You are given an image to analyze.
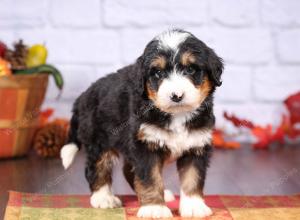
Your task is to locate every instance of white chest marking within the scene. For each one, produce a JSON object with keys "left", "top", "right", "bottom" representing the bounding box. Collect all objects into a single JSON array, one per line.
[{"left": 139, "top": 114, "right": 212, "bottom": 159}]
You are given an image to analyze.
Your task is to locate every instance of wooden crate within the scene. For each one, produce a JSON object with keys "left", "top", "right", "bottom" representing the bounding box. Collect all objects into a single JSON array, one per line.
[{"left": 0, "top": 74, "right": 48, "bottom": 158}]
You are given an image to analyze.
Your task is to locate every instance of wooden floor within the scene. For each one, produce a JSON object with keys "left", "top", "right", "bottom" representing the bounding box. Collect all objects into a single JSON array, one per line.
[{"left": 1, "top": 144, "right": 300, "bottom": 219}]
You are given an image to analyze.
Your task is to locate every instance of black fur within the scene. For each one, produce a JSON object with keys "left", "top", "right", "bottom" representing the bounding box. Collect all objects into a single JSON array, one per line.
[{"left": 66, "top": 29, "right": 223, "bottom": 200}]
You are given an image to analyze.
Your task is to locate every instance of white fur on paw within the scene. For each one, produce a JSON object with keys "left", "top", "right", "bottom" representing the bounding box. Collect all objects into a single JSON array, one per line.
[
  {"left": 137, "top": 205, "right": 173, "bottom": 218},
  {"left": 90, "top": 185, "right": 122, "bottom": 209},
  {"left": 179, "top": 192, "right": 212, "bottom": 218},
  {"left": 164, "top": 189, "right": 175, "bottom": 202},
  {"left": 90, "top": 193, "right": 122, "bottom": 209}
]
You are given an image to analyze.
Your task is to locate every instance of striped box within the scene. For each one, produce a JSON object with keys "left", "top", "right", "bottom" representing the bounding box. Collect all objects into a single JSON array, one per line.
[{"left": 0, "top": 74, "right": 48, "bottom": 158}]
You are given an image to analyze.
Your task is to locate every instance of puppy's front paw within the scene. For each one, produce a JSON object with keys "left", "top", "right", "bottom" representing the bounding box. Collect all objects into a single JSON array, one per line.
[
  {"left": 90, "top": 193, "right": 122, "bottom": 209},
  {"left": 179, "top": 194, "right": 212, "bottom": 218},
  {"left": 90, "top": 185, "right": 122, "bottom": 209},
  {"left": 137, "top": 205, "right": 173, "bottom": 218}
]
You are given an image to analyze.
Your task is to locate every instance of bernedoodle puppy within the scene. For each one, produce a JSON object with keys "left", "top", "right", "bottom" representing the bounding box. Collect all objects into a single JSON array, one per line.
[{"left": 61, "top": 29, "right": 223, "bottom": 218}]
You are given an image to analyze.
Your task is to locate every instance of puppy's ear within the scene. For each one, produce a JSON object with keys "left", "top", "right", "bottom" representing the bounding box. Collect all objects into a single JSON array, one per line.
[
  {"left": 207, "top": 49, "right": 224, "bottom": 87},
  {"left": 133, "top": 56, "right": 145, "bottom": 96}
]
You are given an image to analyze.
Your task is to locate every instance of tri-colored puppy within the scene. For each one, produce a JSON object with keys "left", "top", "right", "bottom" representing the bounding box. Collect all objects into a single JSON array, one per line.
[{"left": 61, "top": 29, "right": 223, "bottom": 218}]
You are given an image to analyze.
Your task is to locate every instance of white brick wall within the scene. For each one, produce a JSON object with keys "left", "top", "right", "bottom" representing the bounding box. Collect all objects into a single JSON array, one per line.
[
  {"left": 261, "top": 0, "right": 300, "bottom": 26},
  {"left": 277, "top": 30, "right": 300, "bottom": 63},
  {"left": 210, "top": 0, "right": 260, "bottom": 26},
  {"left": 50, "top": 0, "right": 101, "bottom": 27},
  {"left": 1, "top": 0, "right": 300, "bottom": 126}
]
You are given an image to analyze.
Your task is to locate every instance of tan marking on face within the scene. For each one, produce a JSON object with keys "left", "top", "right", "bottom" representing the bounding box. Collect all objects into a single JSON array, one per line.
[
  {"left": 181, "top": 51, "right": 196, "bottom": 66},
  {"left": 157, "top": 76, "right": 212, "bottom": 114},
  {"left": 150, "top": 56, "right": 167, "bottom": 69},
  {"left": 196, "top": 76, "right": 212, "bottom": 104},
  {"left": 147, "top": 71, "right": 212, "bottom": 114},
  {"left": 134, "top": 162, "right": 165, "bottom": 205},
  {"left": 146, "top": 82, "right": 158, "bottom": 102},
  {"left": 92, "top": 149, "right": 119, "bottom": 191}
]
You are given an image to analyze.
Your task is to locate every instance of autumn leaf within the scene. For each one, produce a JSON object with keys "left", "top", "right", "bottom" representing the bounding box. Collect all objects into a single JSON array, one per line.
[
  {"left": 251, "top": 125, "right": 272, "bottom": 149},
  {"left": 284, "top": 91, "right": 300, "bottom": 125},
  {"left": 39, "top": 108, "right": 54, "bottom": 126},
  {"left": 212, "top": 129, "right": 241, "bottom": 149},
  {"left": 223, "top": 112, "right": 254, "bottom": 129}
]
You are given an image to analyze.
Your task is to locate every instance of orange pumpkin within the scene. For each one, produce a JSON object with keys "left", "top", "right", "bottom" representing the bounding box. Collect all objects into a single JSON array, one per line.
[{"left": 0, "top": 58, "right": 12, "bottom": 76}]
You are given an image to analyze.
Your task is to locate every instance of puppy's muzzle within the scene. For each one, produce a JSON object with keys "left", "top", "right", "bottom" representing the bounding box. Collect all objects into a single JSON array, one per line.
[{"left": 170, "top": 92, "right": 184, "bottom": 103}]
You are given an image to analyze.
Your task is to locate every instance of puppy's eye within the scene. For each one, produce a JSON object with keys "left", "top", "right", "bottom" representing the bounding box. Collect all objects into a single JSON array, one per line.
[
  {"left": 152, "top": 70, "right": 162, "bottom": 79},
  {"left": 186, "top": 66, "right": 196, "bottom": 75}
]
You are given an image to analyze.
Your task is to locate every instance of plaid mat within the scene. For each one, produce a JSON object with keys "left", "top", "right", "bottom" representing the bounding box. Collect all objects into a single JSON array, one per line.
[{"left": 4, "top": 191, "right": 300, "bottom": 220}]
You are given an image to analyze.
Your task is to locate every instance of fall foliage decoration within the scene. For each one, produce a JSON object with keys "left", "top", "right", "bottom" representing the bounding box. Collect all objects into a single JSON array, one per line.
[
  {"left": 0, "top": 39, "right": 64, "bottom": 158},
  {"left": 4, "top": 40, "right": 28, "bottom": 70},
  {"left": 220, "top": 91, "right": 300, "bottom": 149},
  {"left": 26, "top": 44, "right": 47, "bottom": 67},
  {"left": 0, "top": 58, "right": 12, "bottom": 76},
  {"left": 33, "top": 108, "right": 69, "bottom": 158},
  {"left": 212, "top": 129, "right": 241, "bottom": 149},
  {"left": 223, "top": 112, "right": 254, "bottom": 129},
  {"left": 284, "top": 91, "right": 300, "bottom": 126},
  {"left": 39, "top": 108, "right": 55, "bottom": 127},
  {"left": 33, "top": 122, "right": 67, "bottom": 158},
  {"left": 0, "top": 39, "right": 64, "bottom": 91}
]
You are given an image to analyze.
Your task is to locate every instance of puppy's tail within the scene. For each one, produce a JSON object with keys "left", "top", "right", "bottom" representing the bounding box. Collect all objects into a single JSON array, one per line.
[{"left": 60, "top": 113, "right": 81, "bottom": 170}]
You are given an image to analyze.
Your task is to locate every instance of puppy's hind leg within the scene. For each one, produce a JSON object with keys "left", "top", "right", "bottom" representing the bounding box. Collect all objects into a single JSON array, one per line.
[{"left": 86, "top": 149, "right": 122, "bottom": 209}]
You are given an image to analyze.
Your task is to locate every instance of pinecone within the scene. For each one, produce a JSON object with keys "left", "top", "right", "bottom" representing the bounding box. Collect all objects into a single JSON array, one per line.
[
  {"left": 33, "top": 123, "right": 67, "bottom": 158},
  {"left": 4, "top": 40, "right": 28, "bottom": 70}
]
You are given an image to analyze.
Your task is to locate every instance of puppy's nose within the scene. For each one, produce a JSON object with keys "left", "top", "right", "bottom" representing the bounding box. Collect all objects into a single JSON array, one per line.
[{"left": 170, "top": 93, "right": 184, "bottom": 103}]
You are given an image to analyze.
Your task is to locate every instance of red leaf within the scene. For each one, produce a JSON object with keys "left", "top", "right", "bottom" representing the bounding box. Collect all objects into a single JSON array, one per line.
[
  {"left": 223, "top": 112, "right": 255, "bottom": 129},
  {"left": 212, "top": 129, "right": 240, "bottom": 149},
  {"left": 278, "top": 114, "right": 300, "bottom": 140},
  {"left": 284, "top": 91, "right": 300, "bottom": 125},
  {"left": 287, "top": 126, "right": 300, "bottom": 139},
  {"left": 251, "top": 125, "right": 272, "bottom": 149},
  {"left": 272, "top": 126, "right": 285, "bottom": 144},
  {"left": 39, "top": 108, "right": 54, "bottom": 126},
  {"left": 271, "top": 115, "right": 288, "bottom": 144}
]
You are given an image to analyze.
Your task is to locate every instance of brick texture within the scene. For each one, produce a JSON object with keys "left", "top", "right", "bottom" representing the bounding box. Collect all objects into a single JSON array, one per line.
[
  {"left": 261, "top": 0, "right": 300, "bottom": 26},
  {"left": 277, "top": 30, "right": 300, "bottom": 63},
  {"left": 0, "top": 0, "right": 299, "bottom": 125},
  {"left": 211, "top": 0, "right": 259, "bottom": 26},
  {"left": 50, "top": 0, "right": 101, "bottom": 27},
  {"left": 0, "top": 0, "right": 46, "bottom": 27}
]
